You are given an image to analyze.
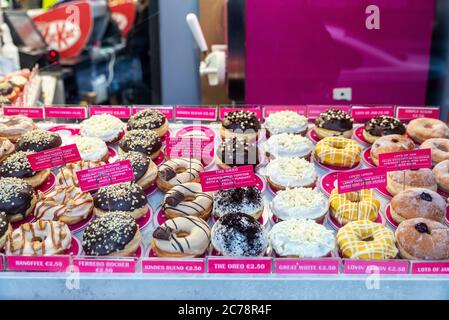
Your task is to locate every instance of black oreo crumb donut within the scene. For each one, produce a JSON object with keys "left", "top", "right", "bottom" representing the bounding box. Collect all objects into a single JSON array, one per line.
[
  {"left": 211, "top": 212, "right": 268, "bottom": 257},
  {"left": 127, "top": 109, "right": 168, "bottom": 138},
  {"left": 15, "top": 129, "right": 62, "bottom": 153},
  {"left": 82, "top": 212, "right": 141, "bottom": 256},
  {"left": 0, "top": 177, "right": 36, "bottom": 223},
  {"left": 119, "top": 151, "right": 158, "bottom": 190},
  {"left": 363, "top": 116, "right": 406, "bottom": 144},
  {"left": 215, "top": 137, "right": 260, "bottom": 168},
  {"left": 0, "top": 151, "right": 50, "bottom": 188},
  {"left": 93, "top": 182, "right": 149, "bottom": 219},
  {"left": 213, "top": 186, "right": 264, "bottom": 219},
  {"left": 314, "top": 109, "right": 354, "bottom": 140},
  {"left": 0, "top": 212, "right": 12, "bottom": 249},
  {"left": 220, "top": 111, "right": 261, "bottom": 140},
  {"left": 118, "top": 129, "right": 162, "bottom": 160}
]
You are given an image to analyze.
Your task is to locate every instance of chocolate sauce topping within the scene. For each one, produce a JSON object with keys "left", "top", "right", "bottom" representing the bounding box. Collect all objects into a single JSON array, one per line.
[
  {"left": 152, "top": 226, "right": 173, "bottom": 241},
  {"left": 119, "top": 129, "right": 162, "bottom": 156},
  {"left": 315, "top": 109, "right": 353, "bottom": 132},
  {"left": 217, "top": 137, "right": 259, "bottom": 167},
  {"left": 222, "top": 111, "right": 261, "bottom": 132},
  {"left": 15, "top": 129, "right": 62, "bottom": 153},
  {"left": 82, "top": 212, "right": 138, "bottom": 256},
  {"left": 165, "top": 190, "right": 185, "bottom": 206},
  {"left": 0, "top": 177, "right": 34, "bottom": 217},
  {"left": 415, "top": 222, "right": 430, "bottom": 234},
  {"left": 127, "top": 109, "right": 166, "bottom": 131},
  {"left": 0, "top": 151, "right": 35, "bottom": 178},
  {"left": 364, "top": 116, "right": 405, "bottom": 137},
  {"left": 94, "top": 182, "right": 148, "bottom": 212},
  {"left": 119, "top": 151, "right": 150, "bottom": 182},
  {"left": 0, "top": 212, "right": 9, "bottom": 237},
  {"left": 159, "top": 167, "right": 177, "bottom": 181}
]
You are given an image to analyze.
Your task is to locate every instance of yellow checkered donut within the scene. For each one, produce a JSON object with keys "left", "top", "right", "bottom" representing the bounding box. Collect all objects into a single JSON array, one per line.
[
  {"left": 337, "top": 220, "right": 398, "bottom": 260},
  {"left": 314, "top": 136, "right": 361, "bottom": 167},
  {"left": 329, "top": 188, "right": 380, "bottom": 225}
]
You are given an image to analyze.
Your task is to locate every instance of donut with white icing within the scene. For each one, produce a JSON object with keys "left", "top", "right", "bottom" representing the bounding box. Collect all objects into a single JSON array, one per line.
[
  {"left": 266, "top": 157, "right": 317, "bottom": 190},
  {"left": 264, "top": 110, "right": 308, "bottom": 135},
  {"left": 264, "top": 133, "right": 314, "bottom": 160},
  {"left": 80, "top": 114, "right": 125, "bottom": 143}
]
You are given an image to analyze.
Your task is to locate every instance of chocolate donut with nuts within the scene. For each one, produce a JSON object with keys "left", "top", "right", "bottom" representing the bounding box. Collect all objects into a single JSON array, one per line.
[
  {"left": 118, "top": 129, "right": 162, "bottom": 160},
  {"left": 15, "top": 129, "right": 62, "bottom": 153},
  {"left": 220, "top": 110, "right": 261, "bottom": 140},
  {"left": 127, "top": 109, "right": 168, "bottom": 138},
  {"left": 363, "top": 116, "right": 405, "bottom": 144},
  {"left": 314, "top": 109, "right": 354, "bottom": 140},
  {"left": 0, "top": 177, "right": 37, "bottom": 223}
]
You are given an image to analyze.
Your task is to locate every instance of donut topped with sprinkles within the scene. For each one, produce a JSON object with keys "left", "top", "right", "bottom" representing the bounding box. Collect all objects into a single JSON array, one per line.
[
  {"left": 0, "top": 177, "right": 34, "bottom": 217},
  {"left": 119, "top": 129, "right": 162, "bottom": 156},
  {"left": 127, "top": 109, "right": 166, "bottom": 131},
  {"left": 0, "top": 151, "right": 35, "bottom": 178},
  {"left": 15, "top": 129, "right": 62, "bottom": 152},
  {"left": 94, "top": 182, "right": 148, "bottom": 212},
  {"left": 119, "top": 151, "right": 150, "bottom": 181},
  {"left": 222, "top": 111, "right": 261, "bottom": 132}
]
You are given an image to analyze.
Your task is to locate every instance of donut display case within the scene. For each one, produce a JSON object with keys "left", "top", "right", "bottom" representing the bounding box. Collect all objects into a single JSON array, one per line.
[{"left": 1, "top": 104, "right": 449, "bottom": 300}]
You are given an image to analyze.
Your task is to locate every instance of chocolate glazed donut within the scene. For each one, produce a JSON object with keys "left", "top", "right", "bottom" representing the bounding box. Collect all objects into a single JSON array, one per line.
[
  {"left": 0, "top": 177, "right": 36, "bottom": 222},
  {"left": 15, "top": 130, "right": 62, "bottom": 153},
  {"left": 314, "top": 109, "right": 354, "bottom": 139},
  {"left": 118, "top": 129, "right": 162, "bottom": 159}
]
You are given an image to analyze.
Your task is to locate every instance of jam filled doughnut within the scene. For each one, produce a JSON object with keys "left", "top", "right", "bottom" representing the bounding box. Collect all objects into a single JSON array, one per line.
[
  {"left": 127, "top": 109, "right": 168, "bottom": 138},
  {"left": 119, "top": 151, "right": 157, "bottom": 190},
  {"left": 395, "top": 218, "right": 449, "bottom": 260},
  {"left": 15, "top": 129, "right": 62, "bottom": 153},
  {"left": 6, "top": 220, "right": 71, "bottom": 256},
  {"left": 337, "top": 220, "right": 398, "bottom": 260},
  {"left": 118, "top": 129, "right": 162, "bottom": 160},
  {"left": 211, "top": 212, "right": 268, "bottom": 257},
  {"left": 390, "top": 188, "right": 445, "bottom": 224},
  {"left": 0, "top": 212, "right": 12, "bottom": 249},
  {"left": 264, "top": 110, "right": 308, "bottom": 135},
  {"left": 407, "top": 118, "right": 449, "bottom": 144},
  {"left": 433, "top": 160, "right": 449, "bottom": 193},
  {"left": 329, "top": 189, "right": 380, "bottom": 225},
  {"left": 363, "top": 116, "right": 406, "bottom": 144},
  {"left": 56, "top": 160, "right": 105, "bottom": 187},
  {"left": 0, "top": 151, "right": 50, "bottom": 188},
  {"left": 214, "top": 186, "right": 264, "bottom": 219},
  {"left": 420, "top": 138, "right": 449, "bottom": 166},
  {"left": 386, "top": 168, "right": 437, "bottom": 196},
  {"left": 266, "top": 157, "right": 317, "bottom": 190},
  {"left": 151, "top": 216, "right": 211, "bottom": 258},
  {"left": 264, "top": 133, "right": 314, "bottom": 160},
  {"left": 370, "top": 134, "right": 414, "bottom": 166},
  {"left": 215, "top": 137, "right": 259, "bottom": 168},
  {"left": 82, "top": 212, "right": 141, "bottom": 256},
  {"left": 0, "top": 115, "right": 36, "bottom": 143},
  {"left": 314, "top": 109, "right": 354, "bottom": 140},
  {"left": 0, "top": 138, "right": 15, "bottom": 163},
  {"left": 0, "top": 177, "right": 36, "bottom": 223},
  {"left": 35, "top": 186, "right": 93, "bottom": 225},
  {"left": 163, "top": 182, "right": 213, "bottom": 220},
  {"left": 314, "top": 136, "right": 362, "bottom": 168},
  {"left": 156, "top": 158, "right": 204, "bottom": 192},
  {"left": 80, "top": 114, "right": 126, "bottom": 144},
  {"left": 220, "top": 110, "right": 261, "bottom": 141},
  {"left": 269, "top": 219, "right": 336, "bottom": 258},
  {"left": 93, "top": 182, "right": 149, "bottom": 219}
]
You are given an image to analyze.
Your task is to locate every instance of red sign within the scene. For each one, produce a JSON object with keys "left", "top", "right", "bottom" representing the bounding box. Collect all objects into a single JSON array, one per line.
[
  {"left": 306, "top": 105, "right": 351, "bottom": 120},
  {"left": 396, "top": 106, "right": 440, "bottom": 120},
  {"left": 6, "top": 255, "right": 70, "bottom": 272},
  {"left": 199, "top": 165, "right": 257, "bottom": 192},
  {"left": 343, "top": 260, "right": 409, "bottom": 274},
  {"left": 33, "top": 1, "right": 93, "bottom": 59},
  {"left": 337, "top": 167, "right": 387, "bottom": 193},
  {"left": 44, "top": 106, "right": 87, "bottom": 119},
  {"left": 175, "top": 106, "right": 217, "bottom": 121},
  {"left": 73, "top": 258, "right": 136, "bottom": 273},
  {"left": 109, "top": 0, "right": 136, "bottom": 37},
  {"left": 411, "top": 261, "right": 449, "bottom": 274},
  {"left": 89, "top": 106, "right": 131, "bottom": 118},
  {"left": 378, "top": 149, "right": 432, "bottom": 171},
  {"left": 165, "top": 136, "right": 214, "bottom": 163},
  {"left": 76, "top": 160, "right": 135, "bottom": 191},
  {"left": 351, "top": 106, "right": 395, "bottom": 122},
  {"left": 3, "top": 107, "right": 44, "bottom": 118},
  {"left": 207, "top": 257, "right": 271, "bottom": 274},
  {"left": 27, "top": 144, "right": 81, "bottom": 171},
  {"left": 141, "top": 258, "right": 205, "bottom": 274},
  {"left": 275, "top": 259, "right": 340, "bottom": 274}
]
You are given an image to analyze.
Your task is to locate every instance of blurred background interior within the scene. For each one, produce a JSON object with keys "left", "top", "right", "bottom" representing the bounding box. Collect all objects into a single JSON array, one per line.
[{"left": 0, "top": 0, "right": 448, "bottom": 119}]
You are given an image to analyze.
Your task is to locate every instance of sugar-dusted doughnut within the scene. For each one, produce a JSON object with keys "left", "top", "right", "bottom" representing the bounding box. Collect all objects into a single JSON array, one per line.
[
  {"left": 314, "top": 136, "right": 361, "bottom": 168},
  {"left": 420, "top": 138, "right": 449, "bottom": 166},
  {"left": 370, "top": 134, "right": 414, "bottom": 166},
  {"left": 406, "top": 118, "right": 449, "bottom": 144},
  {"left": 433, "top": 160, "right": 449, "bottom": 193},
  {"left": 396, "top": 218, "right": 449, "bottom": 260},
  {"left": 314, "top": 109, "right": 353, "bottom": 139},
  {"left": 386, "top": 168, "right": 437, "bottom": 196}
]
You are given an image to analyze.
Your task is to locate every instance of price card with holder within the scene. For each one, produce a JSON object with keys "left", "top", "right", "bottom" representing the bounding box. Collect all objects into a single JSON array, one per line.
[
  {"left": 3, "top": 107, "right": 44, "bottom": 118},
  {"left": 396, "top": 106, "right": 440, "bottom": 121},
  {"left": 44, "top": 106, "right": 88, "bottom": 119},
  {"left": 132, "top": 106, "right": 175, "bottom": 120},
  {"left": 378, "top": 149, "right": 432, "bottom": 171},
  {"left": 141, "top": 258, "right": 205, "bottom": 274},
  {"left": 275, "top": 258, "right": 340, "bottom": 274},
  {"left": 351, "top": 106, "right": 394, "bottom": 122},
  {"left": 410, "top": 261, "right": 449, "bottom": 275},
  {"left": 6, "top": 255, "right": 71, "bottom": 272},
  {"left": 175, "top": 106, "right": 217, "bottom": 121},
  {"left": 89, "top": 106, "right": 131, "bottom": 119},
  {"left": 199, "top": 165, "right": 257, "bottom": 192},
  {"left": 343, "top": 259, "right": 409, "bottom": 274},
  {"left": 337, "top": 167, "right": 387, "bottom": 194},
  {"left": 207, "top": 257, "right": 272, "bottom": 274},
  {"left": 27, "top": 144, "right": 82, "bottom": 171},
  {"left": 73, "top": 257, "right": 137, "bottom": 273}
]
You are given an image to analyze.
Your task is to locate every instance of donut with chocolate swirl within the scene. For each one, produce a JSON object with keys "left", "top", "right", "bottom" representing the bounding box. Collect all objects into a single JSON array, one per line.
[
  {"left": 220, "top": 110, "right": 261, "bottom": 140},
  {"left": 0, "top": 177, "right": 37, "bottom": 223},
  {"left": 15, "top": 129, "right": 62, "bottom": 153},
  {"left": 216, "top": 137, "right": 259, "bottom": 168},
  {"left": 0, "top": 151, "right": 50, "bottom": 188},
  {"left": 119, "top": 151, "right": 158, "bottom": 190},
  {"left": 93, "top": 181, "right": 149, "bottom": 219},
  {"left": 363, "top": 116, "right": 406, "bottom": 144},
  {"left": 127, "top": 109, "right": 168, "bottom": 138},
  {"left": 82, "top": 212, "right": 141, "bottom": 256},
  {"left": 118, "top": 129, "right": 162, "bottom": 160},
  {"left": 314, "top": 109, "right": 354, "bottom": 139},
  {"left": 0, "top": 212, "right": 12, "bottom": 249}
]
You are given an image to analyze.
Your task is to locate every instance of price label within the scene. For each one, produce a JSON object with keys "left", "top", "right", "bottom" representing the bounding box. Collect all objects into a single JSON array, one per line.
[
  {"left": 378, "top": 149, "right": 432, "bottom": 171},
  {"left": 275, "top": 259, "right": 340, "bottom": 274},
  {"left": 132, "top": 106, "right": 175, "bottom": 120},
  {"left": 76, "top": 160, "right": 135, "bottom": 191},
  {"left": 3, "top": 107, "right": 44, "bottom": 118},
  {"left": 73, "top": 258, "right": 136, "bottom": 273},
  {"left": 207, "top": 257, "right": 272, "bottom": 274},
  {"left": 27, "top": 144, "right": 81, "bottom": 171},
  {"left": 44, "top": 106, "right": 87, "bottom": 119},
  {"left": 6, "top": 255, "right": 70, "bottom": 272},
  {"left": 175, "top": 106, "right": 217, "bottom": 121},
  {"left": 199, "top": 165, "right": 257, "bottom": 192},
  {"left": 89, "top": 106, "right": 131, "bottom": 118},
  {"left": 396, "top": 106, "right": 440, "bottom": 120},
  {"left": 141, "top": 258, "right": 205, "bottom": 273},
  {"left": 337, "top": 167, "right": 387, "bottom": 193},
  {"left": 343, "top": 260, "right": 409, "bottom": 274},
  {"left": 351, "top": 106, "right": 394, "bottom": 122}
]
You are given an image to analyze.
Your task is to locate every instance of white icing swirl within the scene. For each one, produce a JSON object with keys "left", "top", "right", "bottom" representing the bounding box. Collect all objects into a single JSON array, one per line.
[
  {"left": 264, "top": 133, "right": 314, "bottom": 158},
  {"left": 264, "top": 111, "right": 308, "bottom": 134},
  {"left": 80, "top": 114, "right": 125, "bottom": 142},
  {"left": 272, "top": 187, "right": 329, "bottom": 220},
  {"left": 266, "top": 157, "right": 317, "bottom": 187},
  {"left": 72, "top": 136, "right": 108, "bottom": 161},
  {"left": 269, "top": 219, "right": 336, "bottom": 257}
]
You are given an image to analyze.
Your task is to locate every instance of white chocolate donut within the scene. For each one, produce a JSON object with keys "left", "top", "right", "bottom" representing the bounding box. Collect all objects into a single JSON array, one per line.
[
  {"left": 156, "top": 158, "right": 204, "bottom": 192},
  {"left": 35, "top": 186, "right": 94, "bottom": 225},
  {"left": 6, "top": 220, "right": 71, "bottom": 256},
  {"left": 264, "top": 133, "right": 314, "bottom": 159},
  {"left": 80, "top": 114, "right": 125, "bottom": 143},
  {"left": 266, "top": 157, "right": 317, "bottom": 190},
  {"left": 72, "top": 136, "right": 109, "bottom": 161},
  {"left": 151, "top": 216, "right": 211, "bottom": 258},
  {"left": 264, "top": 111, "right": 308, "bottom": 135}
]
